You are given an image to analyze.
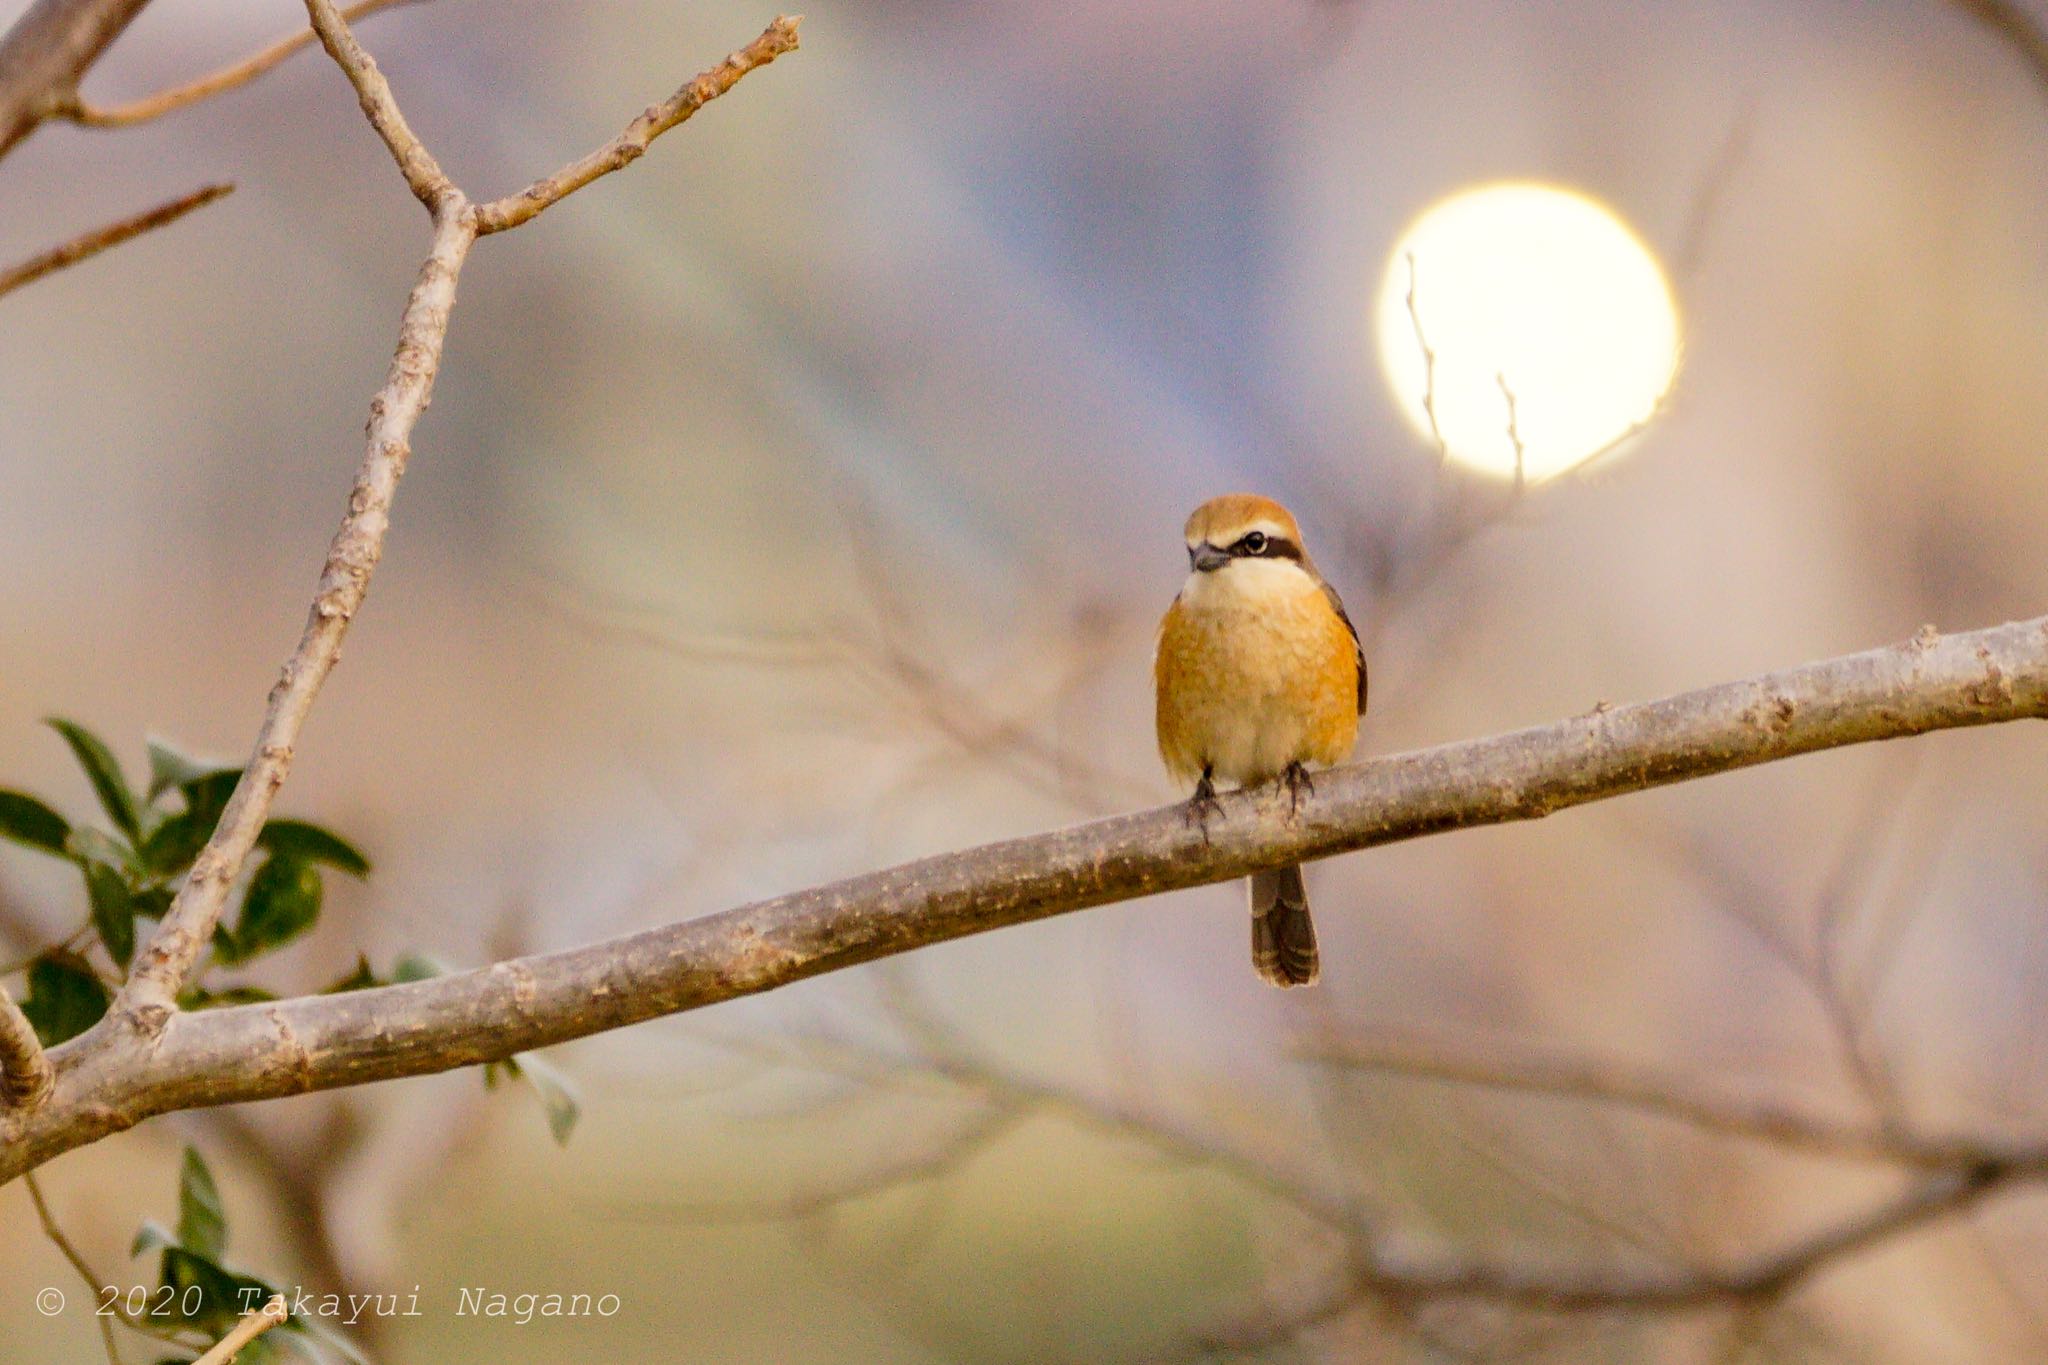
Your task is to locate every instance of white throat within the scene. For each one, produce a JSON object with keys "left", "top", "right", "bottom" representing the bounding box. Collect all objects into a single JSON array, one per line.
[{"left": 1180, "top": 557, "right": 1318, "bottom": 611}]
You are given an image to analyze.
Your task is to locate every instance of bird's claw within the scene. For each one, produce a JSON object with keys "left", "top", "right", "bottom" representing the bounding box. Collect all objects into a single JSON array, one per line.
[
  {"left": 1281, "top": 762, "right": 1314, "bottom": 818},
  {"left": 1186, "top": 772, "right": 1222, "bottom": 844}
]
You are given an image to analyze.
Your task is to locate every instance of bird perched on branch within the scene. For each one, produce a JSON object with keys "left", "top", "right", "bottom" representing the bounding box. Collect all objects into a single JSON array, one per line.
[{"left": 1154, "top": 494, "right": 1366, "bottom": 987}]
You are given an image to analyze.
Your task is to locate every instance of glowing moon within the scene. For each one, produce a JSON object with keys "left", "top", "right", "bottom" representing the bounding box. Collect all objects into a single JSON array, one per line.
[{"left": 1375, "top": 183, "right": 1680, "bottom": 482}]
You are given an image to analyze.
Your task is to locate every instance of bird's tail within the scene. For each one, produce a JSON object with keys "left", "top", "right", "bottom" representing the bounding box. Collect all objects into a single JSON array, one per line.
[{"left": 1249, "top": 865, "right": 1319, "bottom": 988}]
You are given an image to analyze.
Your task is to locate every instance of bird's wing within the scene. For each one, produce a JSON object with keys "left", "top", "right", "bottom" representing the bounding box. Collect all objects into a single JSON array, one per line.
[{"left": 1321, "top": 581, "right": 1367, "bottom": 715}]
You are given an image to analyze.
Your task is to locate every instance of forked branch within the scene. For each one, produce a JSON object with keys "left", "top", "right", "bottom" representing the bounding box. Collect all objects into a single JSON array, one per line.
[{"left": 111, "top": 6, "right": 800, "bottom": 1023}]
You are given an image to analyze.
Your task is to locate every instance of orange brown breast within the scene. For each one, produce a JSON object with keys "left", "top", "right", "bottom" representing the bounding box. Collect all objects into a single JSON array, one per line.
[{"left": 1155, "top": 573, "right": 1359, "bottom": 790}]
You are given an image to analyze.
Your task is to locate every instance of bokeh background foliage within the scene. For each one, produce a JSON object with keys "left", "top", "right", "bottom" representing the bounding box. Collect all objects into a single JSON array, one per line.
[{"left": 6, "top": 0, "right": 2048, "bottom": 1360}]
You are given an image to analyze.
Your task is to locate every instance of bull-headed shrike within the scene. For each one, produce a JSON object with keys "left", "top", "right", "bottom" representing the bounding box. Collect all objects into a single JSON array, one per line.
[{"left": 1154, "top": 494, "right": 1366, "bottom": 987}]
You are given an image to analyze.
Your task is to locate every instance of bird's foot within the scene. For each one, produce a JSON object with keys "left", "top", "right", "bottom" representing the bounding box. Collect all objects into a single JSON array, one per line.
[
  {"left": 1281, "top": 762, "right": 1314, "bottom": 818},
  {"left": 1186, "top": 771, "right": 1222, "bottom": 844}
]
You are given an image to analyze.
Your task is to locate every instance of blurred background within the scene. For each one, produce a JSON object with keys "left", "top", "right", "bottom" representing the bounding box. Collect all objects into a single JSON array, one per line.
[{"left": 5, "top": 0, "right": 2048, "bottom": 1359}]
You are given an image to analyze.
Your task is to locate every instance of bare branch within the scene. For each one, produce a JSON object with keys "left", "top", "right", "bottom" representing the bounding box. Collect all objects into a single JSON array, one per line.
[
  {"left": 25, "top": 1172, "right": 129, "bottom": 1365},
  {"left": 12, "top": 614, "right": 2048, "bottom": 1181},
  {"left": 112, "top": 6, "right": 796, "bottom": 1027},
  {"left": 1953, "top": 0, "right": 2048, "bottom": 92},
  {"left": 0, "top": 181, "right": 232, "bottom": 301},
  {"left": 1402, "top": 251, "right": 1449, "bottom": 468},
  {"left": 0, "top": 981, "right": 51, "bottom": 1108},
  {"left": 1184, "top": 1168, "right": 2003, "bottom": 1344},
  {"left": 1300, "top": 1028, "right": 1938, "bottom": 1164},
  {"left": 193, "top": 1295, "right": 288, "bottom": 1365},
  {"left": 26, "top": 1170, "right": 210, "bottom": 1359},
  {"left": 0, "top": 0, "right": 154, "bottom": 157},
  {"left": 1496, "top": 371, "right": 1526, "bottom": 494},
  {"left": 113, "top": 204, "right": 477, "bottom": 1023},
  {"left": 1372, "top": 1163, "right": 2005, "bottom": 1309},
  {"left": 472, "top": 15, "right": 803, "bottom": 235},
  {"left": 54, "top": 0, "right": 423, "bottom": 128},
  {"left": 633, "top": 1105, "right": 1024, "bottom": 1225},
  {"left": 299, "top": 0, "right": 455, "bottom": 211},
  {"left": 716, "top": 1002, "right": 1362, "bottom": 1232}
]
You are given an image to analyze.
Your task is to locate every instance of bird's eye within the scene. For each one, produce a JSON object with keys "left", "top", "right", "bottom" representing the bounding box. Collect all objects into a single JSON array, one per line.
[{"left": 1240, "top": 531, "right": 1268, "bottom": 555}]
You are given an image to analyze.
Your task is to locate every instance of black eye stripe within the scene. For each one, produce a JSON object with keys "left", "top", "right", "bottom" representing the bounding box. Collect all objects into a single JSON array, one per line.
[{"left": 1228, "top": 534, "right": 1302, "bottom": 561}]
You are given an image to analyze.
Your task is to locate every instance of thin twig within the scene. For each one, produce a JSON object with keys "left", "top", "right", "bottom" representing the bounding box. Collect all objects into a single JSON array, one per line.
[
  {"left": 1953, "top": 0, "right": 2048, "bottom": 92},
  {"left": 1299, "top": 1029, "right": 1948, "bottom": 1164},
  {"left": 192, "top": 1295, "right": 288, "bottom": 1365},
  {"left": 1567, "top": 360, "right": 1679, "bottom": 482},
  {"left": 0, "top": 181, "right": 231, "bottom": 300},
  {"left": 24, "top": 1171, "right": 125, "bottom": 1365},
  {"left": 298, "top": 0, "right": 453, "bottom": 210},
  {"left": 1369, "top": 1162, "right": 2007, "bottom": 1309},
  {"left": 54, "top": 0, "right": 423, "bottom": 127},
  {"left": 25, "top": 1170, "right": 211, "bottom": 1360},
  {"left": 473, "top": 15, "right": 802, "bottom": 234},
  {"left": 1402, "top": 250, "right": 1449, "bottom": 469},
  {"left": 740, "top": 1008, "right": 2026, "bottom": 1353},
  {"left": 628, "top": 1105, "right": 1024, "bottom": 1225},
  {"left": 0, "top": 981, "right": 52, "bottom": 1107},
  {"left": 115, "top": 0, "right": 473, "bottom": 1018},
  {"left": 0, "top": 918, "right": 94, "bottom": 979},
  {"left": 1496, "top": 370, "right": 1526, "bottom": 494},
  {"left": 113, "top": 203, "right": 476, "bottom": 1022}
]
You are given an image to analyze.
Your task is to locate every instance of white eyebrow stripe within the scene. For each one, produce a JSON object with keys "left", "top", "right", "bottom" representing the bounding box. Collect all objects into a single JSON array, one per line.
[{"left": 1187, "top": 519, "right": 1293, "bottom": 546}]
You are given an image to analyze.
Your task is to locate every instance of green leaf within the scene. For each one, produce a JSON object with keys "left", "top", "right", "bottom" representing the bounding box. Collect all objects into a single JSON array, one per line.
[
  {"left": 130, "top": 1218, "right": 176, "bottom": 1259},
  {"left": 218, "top": 856, "right": 322, "bottom": 965},
  {"left": 65, "top": 825, "right": 133, "bottom": 873},
  {"left": 0, "top": 789, "right": 69, "bottom": 855},
  {"left": 138, "top": 810, "right": 211, "bottom": 876},
  {"left": 176, "top": 1146, "right": 226, "bottom": 1261},
  {"left": 390, "top": 953, "right": 444, "bottom": 983},
  {"left": 133, "top": 885, "right": 174, "bottom": 920},
  {"left": 20, "top": 954, "right": 109, "bottom": 1045},
  {"left": 178, "top": 985, "right": 280, "bottom": 1010},
  {"left": 257, "top": 821, "right": 369, "bottom": 877},
  {"left": 181, "top": 769, "right": 241, "bottom": 823},
  {"left": 44, "top": 718, "right": 140, "bottom": 839},
  {"left": 159, "top": 1248, "right": 271, "bottom": 1335},
  {"left": 492, "top": 1053, "right": 582, "bottom": 1146},
  {"left": 145, "top": 738, "right": 236, "bottom": 803},
  {"left": 322, "top": 955, "right": 381, "bottom": 993},
  {"left": 83, "top": 859, "right": 136, "bottom": 967}
]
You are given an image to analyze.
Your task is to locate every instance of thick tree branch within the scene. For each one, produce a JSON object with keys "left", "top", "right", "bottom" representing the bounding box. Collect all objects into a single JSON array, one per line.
[
  {"left": 52, "top": 0, "right": 422, "bottom": 128},
  {"left": 0, "top": 0, "right": 153, "bottom": 157},
  {"left": 0, "top": 983, "right": 50, "bottom": 1108},
  {"left": 0, "top": 180, "right": 231, "bottom": 300},
  {"left": 471, "top": 15, "right": 802, "bottom": 235},
  {"left": 9, "top": 615, "right": 2048, "bottom": 1181}
]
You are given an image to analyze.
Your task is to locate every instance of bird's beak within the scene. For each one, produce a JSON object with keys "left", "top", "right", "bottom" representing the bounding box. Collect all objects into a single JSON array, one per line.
[{"left": 1189, "top": 542, "right": 1230, "bottom": 573}]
